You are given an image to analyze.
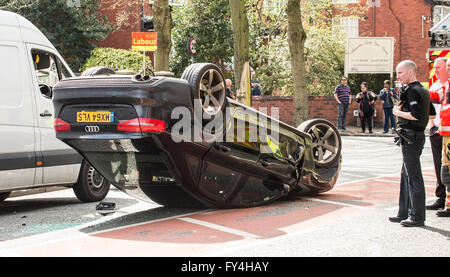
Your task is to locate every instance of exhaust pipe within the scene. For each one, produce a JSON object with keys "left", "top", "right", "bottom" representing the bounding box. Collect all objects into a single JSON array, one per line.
[{"left": 134, "top": 74, "right": 151, "bottom": 81}]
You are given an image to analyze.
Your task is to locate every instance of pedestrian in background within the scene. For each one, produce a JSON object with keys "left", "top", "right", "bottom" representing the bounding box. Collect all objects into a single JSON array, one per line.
[
  {"left": 356, "top": 82, "right": 377, "bottom": 134},
  {"left": 427, "top": 57, "right": 448, "bottom": 211},
  {"left": 250, "top": 69, "right": 262, "bottom": 96},
  {"left": 390, "top": 60, "right": 434, "bottom": 227},
  {"left": 333, "top": 76, "right": 352, "bottom": 131},
  {"left": 379, "top": 80, "right": 398, "bottom": 133},
  {"left": 225, "top": 79, "right": 236, "bottom": 100}
]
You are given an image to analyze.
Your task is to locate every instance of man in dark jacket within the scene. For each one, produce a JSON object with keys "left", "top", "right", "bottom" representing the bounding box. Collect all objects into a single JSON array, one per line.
[
  {"left": 356, "top": 82, "right": 377, "bottom": 134},
  {"left": 379, "top": 80, "right": 398, "bottom": 133},
  {"left": 390, "top": 60, "right": 435, "bottom": 227}
]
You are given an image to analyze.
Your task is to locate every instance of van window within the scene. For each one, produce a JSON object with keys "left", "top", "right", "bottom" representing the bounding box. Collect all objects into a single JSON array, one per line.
[
  {"left": 56, "top": 58, "right": 71, "bottom": 80},
  {"left": 31, "top": 50, "right": 60, "bottom": 88},
  {"left": 0, "top": 45, "right": 22, "bottom": 107}
]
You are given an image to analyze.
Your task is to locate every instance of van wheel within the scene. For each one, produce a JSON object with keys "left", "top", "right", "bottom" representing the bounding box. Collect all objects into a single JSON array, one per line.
[
  {"left": 81, "top": 66, "right": 115, "bottom": 76},
  {"left": 0, "top": 192, "right": 10, "bottom": 202},
  {"left": 73, "top": 161, "right": 110, "bottom": 202}
]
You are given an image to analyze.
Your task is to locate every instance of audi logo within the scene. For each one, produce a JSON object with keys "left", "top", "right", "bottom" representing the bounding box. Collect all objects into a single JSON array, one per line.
[{"left": 85, "top": 126, "right": 100, "bottom": 133}]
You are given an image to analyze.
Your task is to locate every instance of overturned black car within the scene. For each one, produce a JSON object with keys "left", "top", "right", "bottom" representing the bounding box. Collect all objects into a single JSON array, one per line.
[{"left": 52, "top": 63, "right": 341, "bottom": 208}]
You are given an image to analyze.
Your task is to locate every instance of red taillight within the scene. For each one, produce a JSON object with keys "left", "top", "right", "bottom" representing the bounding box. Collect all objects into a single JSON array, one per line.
[
  {"left": 117, "top": 118, "right": 165, "bottom": 133},
  {"left": 54, "top": 118, "right": 71, "bottom": 132}
]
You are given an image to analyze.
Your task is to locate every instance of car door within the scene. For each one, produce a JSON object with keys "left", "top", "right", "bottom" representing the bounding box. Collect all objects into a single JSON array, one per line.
[
  {"left": 26, "top": 45, "right": 81, "bottom": 185},
  {"left": 199, "top": 103, "right": 294, "bottom": 206},
  {"left": 0, "top": 41, "right": 36, "bottom": 190}
]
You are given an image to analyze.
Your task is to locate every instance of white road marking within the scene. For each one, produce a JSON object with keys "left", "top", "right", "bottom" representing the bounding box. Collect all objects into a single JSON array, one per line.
[
  {"left": 0, "top": 208, "right": 214, "bottom": 256},
  {"left": 302, "top": 197, "right": 372, "bottom": 210},
  {"left": 178, "top": 217, "right": 260, "bottom": 239}
]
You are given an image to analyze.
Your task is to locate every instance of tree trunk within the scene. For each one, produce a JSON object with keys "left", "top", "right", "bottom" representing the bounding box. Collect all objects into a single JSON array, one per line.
[
  {"left": 229, "top": 0, "right": 250, "bottom": 103},
  {"left": 286, "top": 0, "right": 308, "bottom": 125},
  {"left": 153, "top": 0, "right": 172, "bottom": 72}
]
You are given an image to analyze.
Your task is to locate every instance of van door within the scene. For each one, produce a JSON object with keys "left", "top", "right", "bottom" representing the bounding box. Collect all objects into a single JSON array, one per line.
[
  {"left": 26, "top": 45, "right": 81, "bottom": 185},
  {"left": 0, "top": 42, "right": 36, "bottom": 190}
]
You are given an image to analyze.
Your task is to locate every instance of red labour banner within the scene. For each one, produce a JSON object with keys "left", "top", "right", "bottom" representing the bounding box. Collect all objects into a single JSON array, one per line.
[{"left": 132, "top": 32, "right": 157, "bottom": 51}]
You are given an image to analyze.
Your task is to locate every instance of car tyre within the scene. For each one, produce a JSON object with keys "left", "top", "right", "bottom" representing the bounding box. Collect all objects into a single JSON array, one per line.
[
  {"left": 181, "top": 63, "right": 227, "bottom": 120},
  {"left": 73, "top": 161, "right": 110, "bottom": 202},
  {"left": 81, "top": 66, "right": 115, "bottom": 76},
  {"left": 297, "top": 119, "right": 341, "bottom": 167},
  {"left": 0, "top": 192, "right": 10, "bottom": 202}
]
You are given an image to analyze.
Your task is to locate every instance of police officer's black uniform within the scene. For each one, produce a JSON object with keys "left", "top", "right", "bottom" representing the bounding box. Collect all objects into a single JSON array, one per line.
[{"left": 394, "top": 81, "right": 435, "bottom": 225}]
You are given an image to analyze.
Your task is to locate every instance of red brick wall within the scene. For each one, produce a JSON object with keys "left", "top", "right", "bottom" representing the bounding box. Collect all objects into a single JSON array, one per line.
[
  {"left": 357, "top": 0, "right": 433, "bottom": 82},
  {"left": 252, "top": 95, "right": 383, "bottom": 127},
  {"left": 251, "top": 96, "right": 295, "bottom": 126}
]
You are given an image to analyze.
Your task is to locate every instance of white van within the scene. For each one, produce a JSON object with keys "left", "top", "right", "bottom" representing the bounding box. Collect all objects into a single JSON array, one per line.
[{"left": 0, "top": 10, "right": 110, "bottom": 203}]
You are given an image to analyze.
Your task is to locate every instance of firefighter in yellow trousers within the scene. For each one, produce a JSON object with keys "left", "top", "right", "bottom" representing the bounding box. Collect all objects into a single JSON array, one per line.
[{"left": 436, "top": 59, "right": 450, "bottom": 217}]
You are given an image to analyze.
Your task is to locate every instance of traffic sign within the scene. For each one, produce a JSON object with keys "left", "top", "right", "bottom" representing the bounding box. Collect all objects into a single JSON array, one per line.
[{"left": 188, "top": 38, "right": 196, "bottom": 55}]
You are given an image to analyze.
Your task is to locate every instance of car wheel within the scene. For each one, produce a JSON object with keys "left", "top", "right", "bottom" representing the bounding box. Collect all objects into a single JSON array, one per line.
[
  {"left": 297, "top": 119, "right": 341, "bottom": 167},
  {"left": 81, "top": 66, "right": 115, "bottom": 76},
  {"left": 0, "top": 192, "right": 10, "bottom": 202},
  {"left": 181, "top": 63, "right": 227, "bottom": 119},
  {"left": 73, "top": 161, "right": 110, "bottom": 202}
]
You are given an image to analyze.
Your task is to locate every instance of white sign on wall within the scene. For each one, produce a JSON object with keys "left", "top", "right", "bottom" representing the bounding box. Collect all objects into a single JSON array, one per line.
[{"left": 345, "top": 37, "right": 395, "bottom": 77}]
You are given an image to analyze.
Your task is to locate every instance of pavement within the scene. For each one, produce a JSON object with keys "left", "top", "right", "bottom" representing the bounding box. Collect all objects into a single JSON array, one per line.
[{"left": 339, "top": 125, "right": 398, "bottom": 137}]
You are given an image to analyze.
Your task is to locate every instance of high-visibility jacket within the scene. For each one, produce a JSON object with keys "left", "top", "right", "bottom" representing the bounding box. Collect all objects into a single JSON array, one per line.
[
  {"left": 430, "top": 82, "right": 446, "bottom": 104},
  {"left": 430, "top": 80, "right": 448, "bottom": 127},
  {"left": 440, "top": 91, "right": 450, "bottom": 136}
]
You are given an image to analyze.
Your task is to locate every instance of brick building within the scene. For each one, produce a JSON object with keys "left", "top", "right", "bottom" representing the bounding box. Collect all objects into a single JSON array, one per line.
[{"left": 332, "top": 0, "right": 449, "bottom": 83}]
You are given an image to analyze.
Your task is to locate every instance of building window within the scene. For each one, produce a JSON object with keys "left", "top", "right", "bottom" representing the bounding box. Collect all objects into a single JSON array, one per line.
[
  {"left": 332, "top": 0, "right": 358, "bottom": 4},
  {"left": 332, "top": 17, "right": 359, "bottom": 37},
  {"left": 262, "top": 0, "right": 286, "bottom": 15},
  {"left": 149, "top": 0, "right": 186, "bottom": 6}
]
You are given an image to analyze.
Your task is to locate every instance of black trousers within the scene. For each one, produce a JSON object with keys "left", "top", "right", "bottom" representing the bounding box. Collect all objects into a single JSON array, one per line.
[
  {"left": 360, "top": 112, "right": 373, "bottom": 132},
  {"left": 398, "top": 130, "right": 426, "bottom": 222},
  {"left": 429, "top": 133, "right": 446, "bottom": 203}
]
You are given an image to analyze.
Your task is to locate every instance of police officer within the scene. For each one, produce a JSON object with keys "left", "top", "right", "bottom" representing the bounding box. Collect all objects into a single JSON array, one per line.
[{"left": 389, "top": 60, "right": 435, "bottom": 227}]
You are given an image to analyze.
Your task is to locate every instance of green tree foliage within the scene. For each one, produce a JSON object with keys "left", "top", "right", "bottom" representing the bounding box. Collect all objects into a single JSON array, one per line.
[
  {"left": 170, "top": 0, "right": 234, "bottom": 77},
  {"left": 248, "top": 2, "right": 292, "bottom": 95},
  {"left": 248, "top": 0, "right": 366, "bottom": 96},
  {"left": 0, "top": 0, "right": 114, "bottom": 72},
  {"left": 81, "top": 47, "right": 152, "bottom": 73}
]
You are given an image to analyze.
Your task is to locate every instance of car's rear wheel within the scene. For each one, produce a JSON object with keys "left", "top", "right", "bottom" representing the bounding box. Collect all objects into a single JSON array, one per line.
[
  {"left": 181, "top": 63, "right": 227, "bottom": 119},
  {"left": 297, "top": 119, "right": 341, "bottom": 167},
  {"left": 73, "top": 161, "right": 110, "bottom": 202},
  {"left": 81, "top": 66, "right": 115, "bottom": 76},
  {"left": 0, "top": 192, "right": 10, "bottom": 202}
]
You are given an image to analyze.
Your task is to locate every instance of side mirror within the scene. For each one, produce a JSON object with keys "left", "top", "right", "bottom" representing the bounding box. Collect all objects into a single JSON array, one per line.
[{"left": 39, "top": 84, "right": 53, "bottom": 99}]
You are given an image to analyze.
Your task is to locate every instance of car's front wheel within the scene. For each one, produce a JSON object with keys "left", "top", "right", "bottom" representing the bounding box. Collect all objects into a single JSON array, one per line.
[
  {"left": 297, "top": 119, "right": 341, "bottom": 167},
  {"left": 73, "top": 161, "right": 110, "bottom": 202}
]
